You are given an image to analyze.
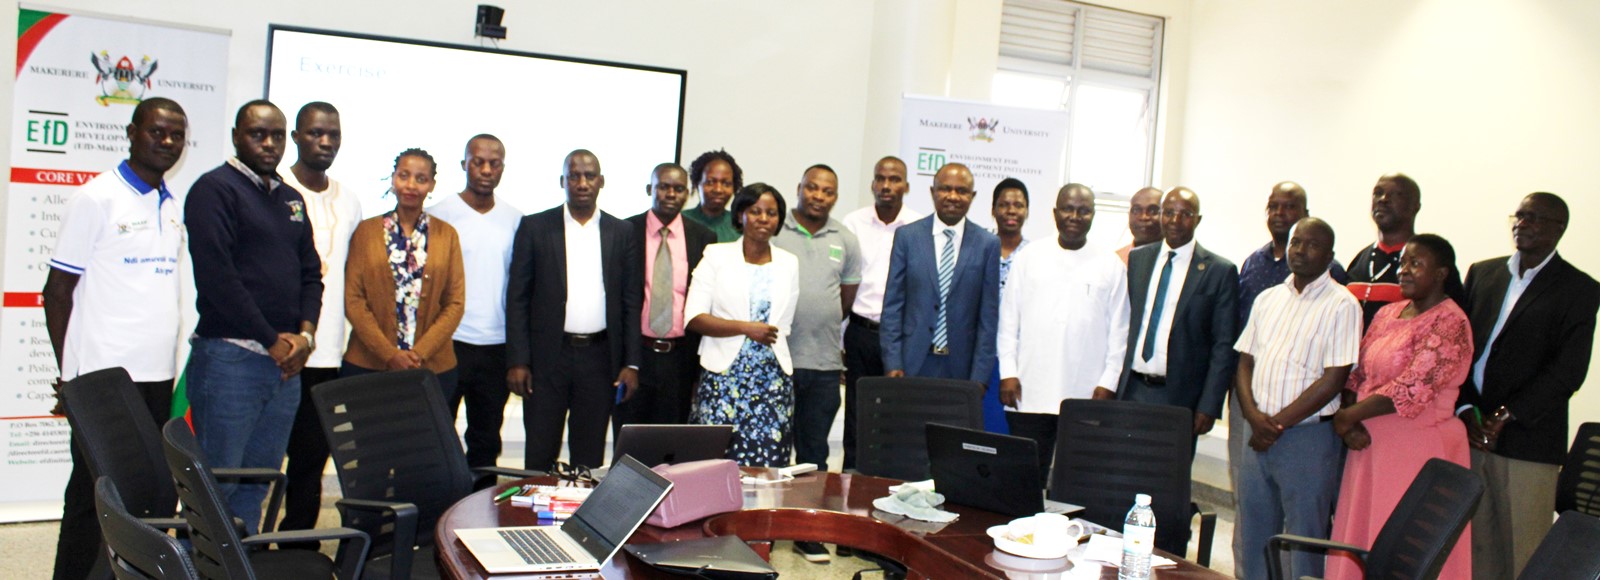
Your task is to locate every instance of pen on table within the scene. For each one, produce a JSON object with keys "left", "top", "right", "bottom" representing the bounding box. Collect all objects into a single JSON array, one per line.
[{"left": 493, "top": 486, "right": 521, "bottom": 503}]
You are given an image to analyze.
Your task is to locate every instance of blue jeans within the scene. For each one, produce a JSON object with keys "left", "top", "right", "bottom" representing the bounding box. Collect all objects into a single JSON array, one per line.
[
  {"left": 1234, "top": 420, "right": 1343, "bottom": 580},
  {"left": 185, "top": 338, "right": 300, "bottom": 536},
  {"left": 791, "top": 368, "right": 841, "bottom": 467}
]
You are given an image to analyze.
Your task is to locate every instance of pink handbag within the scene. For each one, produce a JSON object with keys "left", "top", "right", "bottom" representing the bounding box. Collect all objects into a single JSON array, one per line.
[{"left": 645, "top": 459, "right": 744, "bottom": 528}]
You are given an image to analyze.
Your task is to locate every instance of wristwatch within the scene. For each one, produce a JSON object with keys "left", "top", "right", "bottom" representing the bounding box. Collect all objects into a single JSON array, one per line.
[{"left": 299, "top": 330, "right": 317, "bottom": 352}]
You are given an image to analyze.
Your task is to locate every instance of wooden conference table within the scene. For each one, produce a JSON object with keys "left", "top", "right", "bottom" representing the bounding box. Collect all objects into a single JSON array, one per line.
[{"left": 436, "top": 471, "right": 1228, "bottom": 579}]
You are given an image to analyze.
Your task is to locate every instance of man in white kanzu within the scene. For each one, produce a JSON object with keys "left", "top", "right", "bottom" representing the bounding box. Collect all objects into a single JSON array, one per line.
[
  {"left": 279, "top": 101, "right": 362, "bottom": 540},
  {"left": 997, "top": 184, "right": 1128, "bottom": 483}
]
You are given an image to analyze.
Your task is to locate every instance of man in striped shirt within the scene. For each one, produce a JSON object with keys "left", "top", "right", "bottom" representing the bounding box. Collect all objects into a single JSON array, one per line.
[{"left": 1232, "top": 217, "right": 1362, "bottom": 580}]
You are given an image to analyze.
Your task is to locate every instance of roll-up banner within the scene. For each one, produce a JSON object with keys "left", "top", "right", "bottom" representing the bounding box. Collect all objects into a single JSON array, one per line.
[
  {"left": 898, "top": 95, "right": 1069, "bottom": 243},
  {"left": 3, "top": 7, "right": 228, "bottom": 521}
]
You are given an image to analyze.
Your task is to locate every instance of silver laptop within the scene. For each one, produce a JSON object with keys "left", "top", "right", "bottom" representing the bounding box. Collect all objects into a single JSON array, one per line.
[
  {"left": 613, "top": 424, "right": 734, "bottom": 466},
  {"left": 456, "top": 455, "right": 672, "bottom": 574}
]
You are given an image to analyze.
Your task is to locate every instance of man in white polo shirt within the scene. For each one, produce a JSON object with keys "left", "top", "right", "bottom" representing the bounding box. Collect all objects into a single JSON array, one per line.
[
  {"left": 279, "top": 101, "right": 363, "bottom": 541},
  {"left": 1232, "top": 217, "right": 1361, "bottom": 580},
  {"left": 44, "top": 97, "right": 187, "bottom": 580},
  {"left": 429, "top": 134, "right": 522, "bottom": 486}
]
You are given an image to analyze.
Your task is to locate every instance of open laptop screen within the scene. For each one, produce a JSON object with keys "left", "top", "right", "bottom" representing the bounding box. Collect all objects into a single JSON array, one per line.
[{"left": 564, "top": 454, "right": 672, "bottom": 559}]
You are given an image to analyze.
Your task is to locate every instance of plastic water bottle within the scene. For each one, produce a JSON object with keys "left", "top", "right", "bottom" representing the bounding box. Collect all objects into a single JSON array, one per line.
[{"left": 1119, "top": 493, "right": 1155, "bottom": 580}]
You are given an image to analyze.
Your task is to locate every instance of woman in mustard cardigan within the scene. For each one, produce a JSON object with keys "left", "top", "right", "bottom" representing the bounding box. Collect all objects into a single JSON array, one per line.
[{"left": 343, "top": 148, "right": 465, "bottom": 398}]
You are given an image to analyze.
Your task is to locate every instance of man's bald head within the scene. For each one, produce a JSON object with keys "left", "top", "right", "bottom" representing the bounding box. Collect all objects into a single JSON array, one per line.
[
  {"left": 1160, "top": 187, "right": 1202, "bottom": 248},
  {"left": 930, "top": 163, "right": 977, "bottom": 225},
  {"left": 1267, "top": 181, "right": 1309, "bottom": 243},
  {"left": 1057, "top": 183, "right": 1094, "bottom": 206},
  {"left": 1287, "top": 217, "right": 1336, "bottom": 282},
  {"left": 1166, "top": 187, "right": 1201, "bottom": 214}
]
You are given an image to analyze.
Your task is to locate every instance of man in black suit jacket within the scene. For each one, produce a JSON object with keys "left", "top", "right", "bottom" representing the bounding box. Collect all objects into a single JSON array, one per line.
[
  {"left": 615, "top": 162, "right": 715, "bottom": 432},
  {"left": 1119, "top": 187, "right": 1239, "bottom": 438},
  {"left": 1457, "top": 192, "right": 1598, "bottom": 580},
  {"left": 507, "top": 149, "right": 642, "bottom": 470}
]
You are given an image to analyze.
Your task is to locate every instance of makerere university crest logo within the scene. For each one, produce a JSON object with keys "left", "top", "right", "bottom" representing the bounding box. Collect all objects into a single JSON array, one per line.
[
  {"left": 967, "top": 117, "right": 999, "bottom": 143},
  {"left": 90, "top": 51, "right": 158, "bottom": 106}
]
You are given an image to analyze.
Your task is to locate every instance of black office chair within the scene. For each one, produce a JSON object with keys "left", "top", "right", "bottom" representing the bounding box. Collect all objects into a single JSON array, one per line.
[
  {"left": 1516, "top": 510, "right": 1600, "bottom": 580},
  {"left": 1556, "top": 422, "right": 1600, "bottom": 518},
  {"left": 93, "top": 477, "right": 198, "bottom": 580},
  {"left": 311, "top": 369, "right": 543, "bottom": 580},
  {"left": 62, "top": 367, "right": 288, "bottom": 580},
  {"left": 1266, "top": 457, "right": 1483, "bottom": 580},
  {"left": 854, "top": 377, "right": 983, "bottom": 481},
  {"left": 1049, "top": 399, "right": 1216, "bottom": 566},
  {"left": 162, "top": 419, "right": 371, "bottom": 580}
]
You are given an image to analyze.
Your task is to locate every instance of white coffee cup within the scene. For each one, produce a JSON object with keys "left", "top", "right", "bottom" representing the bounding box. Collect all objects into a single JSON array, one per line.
[{"left": 1025, "top": 513, "right": 1085, "bottom": 547}]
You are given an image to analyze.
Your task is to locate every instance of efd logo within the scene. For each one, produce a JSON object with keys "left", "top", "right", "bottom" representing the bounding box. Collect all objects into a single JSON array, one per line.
[
  {"left": 90, "top": 51, "right": 159, "bottom": 106},
  {"left": 967, "top": 117, "right": 999, "bottom": 143}
]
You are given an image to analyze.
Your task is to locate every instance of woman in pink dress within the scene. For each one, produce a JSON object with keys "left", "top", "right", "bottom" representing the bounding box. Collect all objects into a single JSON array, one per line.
[{"left": 1327, "top": 234, "right": 1473, "bottom": 579}]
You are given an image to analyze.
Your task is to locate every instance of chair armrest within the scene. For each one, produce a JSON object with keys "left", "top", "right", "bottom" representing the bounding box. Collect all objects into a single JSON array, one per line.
[
  {"left": 471, "top": 466, "right": 548, "bottom": 479},
  {"left": 335, "top": 498, "right": 420, "bottom": 580},
  {"left": 214, "top": 468, "right": 287, "bottom": 533},
  {"left": 1190, "top": 503, "right": 1216, "bottom": 568},
  {"left": 138, "top": 517, "right": 188, "bottom": 533},
  {"left": 242, "top": 527, "right": 372, "bottom": 580},
  {"left": 1265, "top": 534, "right": 1366, "bottom": 580}
]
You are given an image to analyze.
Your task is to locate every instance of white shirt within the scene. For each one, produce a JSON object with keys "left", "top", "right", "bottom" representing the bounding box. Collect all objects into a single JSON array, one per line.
[
  {"left": 1131, "top": 239, "right": 1196, "bottom": 376},
  {"left": 842, "top": 205, "right": 924, "bottom": 321},
  {"left": 1233, "top": 271, "right": 1362, "bottom": 421},
  {"left": 284, "top": 174, "right": 361, "bottom": 368},
  {"left": 932, "top": 217, "right": 967, "bottom": 272},
  {"left": 998, "top": 241, "right": 1129, "bottom": 413},
  {"left": 428, "top": 194, "right": 523, "bottom": 344},
  {"left": 50, "top": 162, "right": 183, "bottom": 381},
  {"left": 1471, "top": 251, "right": 1556, "bottom": 391},
  {"left": 562, "top": 205, "right": 607, "bottom": 333}
]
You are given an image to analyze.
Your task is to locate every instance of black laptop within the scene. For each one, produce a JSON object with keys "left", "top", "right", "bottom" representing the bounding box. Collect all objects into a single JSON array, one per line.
[
  {"left": 927, "top": 423, "right": 1079, "bottom": 517},
  {"left": 613, "top": 424, "right": 734, "bottom": 466}
]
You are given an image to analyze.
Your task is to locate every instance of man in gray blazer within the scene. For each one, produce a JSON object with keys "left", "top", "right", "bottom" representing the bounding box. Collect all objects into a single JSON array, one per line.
[
  {"left": 1120, "top": 187, "right": 1239, "bottom": 438},
  {"left": 881, "top": 163, "right": 1001, "bottom": 383}
]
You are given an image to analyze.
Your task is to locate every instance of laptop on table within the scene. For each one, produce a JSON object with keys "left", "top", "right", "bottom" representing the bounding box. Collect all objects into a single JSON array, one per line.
[
  {"left": 456, "top": 454, "right": 673, "bottom": 574},
  {"left": 926, "top": 423, "right": 1082, "bottom": 517},
  {"left": 613, "top": 424, "right": 734, "bottom": 466}
]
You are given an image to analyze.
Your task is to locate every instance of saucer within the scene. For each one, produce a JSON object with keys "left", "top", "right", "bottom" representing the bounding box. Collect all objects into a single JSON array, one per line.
[{"left": 986, "top": 525, "right": 1073, "bottom": 560}]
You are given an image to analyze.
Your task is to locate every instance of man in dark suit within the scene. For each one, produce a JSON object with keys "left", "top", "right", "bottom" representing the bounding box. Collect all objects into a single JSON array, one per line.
[
  {"left": 1120, "top": 187, "right": 1238, "bottom": 439},
  {"left": 507, "top": 149, "right": 642, "bottom": 470},
  {"left": 614, "top": 162, "right": 715, "bottom": 433},
  {"left": 1457, "top": 192, "right": 1598, "bottom": 580},
  {"left": 881, "top": 162, "right": 1001, "bottom": 383}
]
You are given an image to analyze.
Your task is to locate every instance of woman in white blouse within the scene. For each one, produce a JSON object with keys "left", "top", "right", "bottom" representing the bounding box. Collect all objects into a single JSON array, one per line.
[{"left": 684, "top": 183, "right": 801, "bottom": 467}]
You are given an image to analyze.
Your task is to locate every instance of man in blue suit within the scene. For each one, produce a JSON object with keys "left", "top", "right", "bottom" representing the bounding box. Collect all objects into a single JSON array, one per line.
[
  {"left": 881, "top": 163, "right": 1001, "bottom": 382},
  {"left": 1120, "top": 187, "right": 1239, "bottom": 439}
]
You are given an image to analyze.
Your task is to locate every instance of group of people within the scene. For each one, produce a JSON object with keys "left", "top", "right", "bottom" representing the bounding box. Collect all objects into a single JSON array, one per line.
[{"left": 43, "top": 95, "right": 1595, "bottom": 580}]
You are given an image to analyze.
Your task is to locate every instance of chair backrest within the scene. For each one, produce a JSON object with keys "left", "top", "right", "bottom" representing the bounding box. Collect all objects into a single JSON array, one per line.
[
  {"left": 161, "top": 419, "right": 256, "bottom": 580},
  {"left": 1049, "top": 399, "right": 1193, "bottom": 556},
  {"left": 1516, "top": 510, "right": 1600, "bottom": 580},
  {"left": 854, "top": 377, "right": 984, "bottom": 481},
  {"left": 1365, "top": 458, "right": 1483, "bottom": 580},
  {"left": 311, "top": 369, "right": 473, "bottom": 554},
  {"left": 61, "top": 367, "right": 177, "bottom": 521},
  {"left": 1556, "top": 422, "right": 1600, "bottom": 517},
  {"left": 93, "top": 476, "right": 198, "bottom": 580}
]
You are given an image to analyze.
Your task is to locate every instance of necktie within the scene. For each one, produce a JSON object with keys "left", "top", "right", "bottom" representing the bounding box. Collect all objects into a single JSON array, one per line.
[
  {"left": 648, "top": 226, "right": 674, "bottom": 337},
  {"left": 933, "top": 228, "right": 956, "bottom": 352},
  {"left": 1141, "top": 250, "right": 1177, "bottom": 362}
]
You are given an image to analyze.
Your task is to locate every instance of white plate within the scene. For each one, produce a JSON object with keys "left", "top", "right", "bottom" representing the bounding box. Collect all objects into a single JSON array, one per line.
[{"left": 986, "top": 525, "right": 1074, "bottom": 560}]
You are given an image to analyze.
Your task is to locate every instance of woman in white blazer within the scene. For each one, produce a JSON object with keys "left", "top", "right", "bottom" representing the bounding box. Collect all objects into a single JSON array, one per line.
[{"left": 684, "top": 183, "right": 801, "bottom": 467}]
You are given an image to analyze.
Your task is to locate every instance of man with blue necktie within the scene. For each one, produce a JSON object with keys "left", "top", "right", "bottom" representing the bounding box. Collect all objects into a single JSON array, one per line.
[
  {"left": 1120, "top": 187, "right": 1239, "bottom": 441},
  {"left": 881, "top": 163, "right": 1001, "bottom": 383}
]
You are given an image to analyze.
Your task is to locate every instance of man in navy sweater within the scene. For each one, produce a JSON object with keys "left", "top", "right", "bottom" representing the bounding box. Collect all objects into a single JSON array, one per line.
[{"left": 183, "top": 100, "right": 322, "bottom": 534}]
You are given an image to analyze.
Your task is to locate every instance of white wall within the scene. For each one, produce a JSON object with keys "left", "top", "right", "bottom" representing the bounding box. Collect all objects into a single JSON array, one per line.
[
  {"left": 1178, "top": 0, "right": 1600, "bottom": 441},
  {"left": 0, "top": 0, "right": 877, "bottom": 215}
]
